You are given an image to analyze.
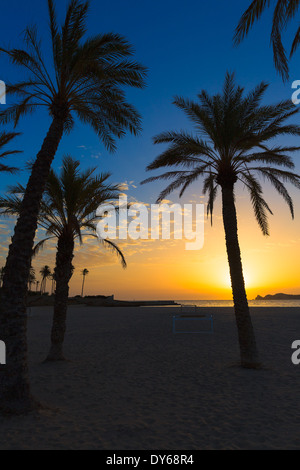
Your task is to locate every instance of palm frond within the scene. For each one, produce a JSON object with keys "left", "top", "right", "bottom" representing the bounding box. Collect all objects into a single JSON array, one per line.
[
  {"left": 254, "top": 168, "right": 295, "bottom": 218},
  {"left": 240, "top": 172, "right": 273, "bottom": 235},
  {"left": 87, "top": 234, "right": 127, "bottom": 268},
  {"left": 235, "top": 0, "right": 300, "bottom": 80},
  {"left": 32, "top": 237, "right": 55, "bottom": 258},
  {"left": 234, "top": 0, "right": 271, "bottom": 44},
  {"left": 143, "top": 72, "right": 300, "bottom": 236},
  {"left": 203, "top": 172, "right": 218, "bottom": 224},
  {"left": 0, "top": 0, "right": 147, "bottom": 148}
]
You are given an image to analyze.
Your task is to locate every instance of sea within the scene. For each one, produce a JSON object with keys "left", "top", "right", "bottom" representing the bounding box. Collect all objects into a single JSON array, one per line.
[{"left": 177, "top": 299, "right": 300, "bottom": 308}]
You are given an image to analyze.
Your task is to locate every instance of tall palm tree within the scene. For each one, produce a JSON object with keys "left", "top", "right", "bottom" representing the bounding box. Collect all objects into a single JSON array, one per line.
[
  {"left": 81, "top": 268, "right": 89, "bottom": 297},
  {"left": 0, "top": 0, "right": 146, "bottom": 413},
  {"left": 142, "top": 73, "right": 300, "bottom": 368},
  {"left": 234, "top": 0, "right": 300, "bottom": 80},
  {"left": 0, "top": 131, "right": 21, "bottom": 174},
  {"left": 40, "top": 265, "right": 52, "bottom": 294},
  {"left": 0, "top": 156, "right": 126, "bottom": 361}
]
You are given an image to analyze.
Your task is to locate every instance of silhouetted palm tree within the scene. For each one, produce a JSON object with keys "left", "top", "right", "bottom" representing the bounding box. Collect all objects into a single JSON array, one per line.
[
  {"left": 142, "top": 73, "right": 300, "bottom": 368},
  {"left": 0, "top": 131, "right": 21, "bottom": 174},
  {"left": 0, "top": 0, "right": 146, "bottom": 413},
  {"left": 0, "top": 156, "right": 126, "bottom": 361},
  {"left": 50, "top": 274, "right": 56, "bottom": 295},
  {"left": 234, "top": 0, "right": 300, "bottom": 80},
  {"left": 81, "top": 269, "right": 89, "bottom": 297},
  {"left": 28, "top": 267, "right": 36, "bottom": 292},
  {"left": 40, "top": 266, "right": 52, "bottom": 294}
]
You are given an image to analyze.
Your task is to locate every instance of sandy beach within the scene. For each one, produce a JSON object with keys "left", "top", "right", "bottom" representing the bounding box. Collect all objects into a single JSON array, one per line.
[{"left": 0, "top": 305, "right": 300, "bottom": 450}]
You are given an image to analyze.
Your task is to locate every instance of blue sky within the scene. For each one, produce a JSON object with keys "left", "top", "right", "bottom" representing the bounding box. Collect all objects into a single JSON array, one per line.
[
  {"left": 0, "top": 0, "right": 300, "bottom": 299},
  {"left": 1, "top": 0, "right": 299, "bottom": 200}
]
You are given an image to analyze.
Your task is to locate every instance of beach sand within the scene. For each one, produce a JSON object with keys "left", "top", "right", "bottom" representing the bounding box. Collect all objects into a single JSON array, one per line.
[{"left": 0, "top": 306, "right": 300, "bottom": 450}]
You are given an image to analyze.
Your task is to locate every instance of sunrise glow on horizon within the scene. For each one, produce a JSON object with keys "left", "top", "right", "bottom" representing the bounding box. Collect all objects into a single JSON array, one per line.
[
  {"left": 10, "top": 185, "right": 296, "bottom": 301},
  {"left": 0, "top": 0, "right": 299, "bottom": 302}
]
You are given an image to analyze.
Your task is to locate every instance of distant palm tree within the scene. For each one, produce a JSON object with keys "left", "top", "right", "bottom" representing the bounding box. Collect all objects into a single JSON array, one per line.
[
  {"left": 0, "top": 131, "right": 21, "bottom": 174},
  {"left": 0, "top": 156, "right": 126, "bottom": 361},
  {"left": 50, "top": 274, "right": 56, "bottom": 295},
  {"left": 81, "top": 269, "right": 89, "bottom": 297},
  {"left": 0, "top": 0, "right": 146, "bottom": 413},
  {"left": 142, "top": 73, "right": 300, "bottom": 368},
  {"left": 40, "top": 266, "right": 52, "bottom": 294},
  {"left": 234, "top": 0, "right": 300, "bottom": 80},
  {"left": 35, "top": 280, "right": 40, "bottom": 293},
  {"left": 28, "top": 267, "right": 36, "bottom": 292}
]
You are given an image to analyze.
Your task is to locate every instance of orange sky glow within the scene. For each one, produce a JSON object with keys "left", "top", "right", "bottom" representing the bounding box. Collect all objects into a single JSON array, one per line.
[{"left": 2, "top": 184, "right": 296, "bottom": 301}]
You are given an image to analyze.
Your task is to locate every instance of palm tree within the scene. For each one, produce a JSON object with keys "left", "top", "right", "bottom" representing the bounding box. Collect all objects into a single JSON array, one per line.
[
  {"left": 50, "top": 273, "right": 56, "bottom": 295},
  {"left": 0, "top": 0, "right": 146, "bottom": 413},
  {"left": 35, "top": 280, "right": 40, "bottom": 293},
  {"left": 234, "top": 0, "right": 300, "bottom": 80},
  {"left": 81, "top": 269, "right": 89, "bottom": 297},
  {"left": 0, "top": 156, "right": 126, "bottom": 361},
  {"left": 0, "top": 131, "right": 21, "bottom": 174},
  {"left": 142, "top": 73, "right": 300, "bottom": 368},
  {"left": 27, "top": 267, "right": 36, "bottom": 292},
  {"left": 40, "top": 266, "right": 52, "bottom": 294}
]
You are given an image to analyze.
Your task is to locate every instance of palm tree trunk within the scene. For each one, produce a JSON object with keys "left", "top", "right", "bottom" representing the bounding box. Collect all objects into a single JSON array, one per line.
[
  {"left": 0, "top": 117, "right": 64, "bottom": 414},
  {"left": 46, "top": 234, "right": 74, "bottom": 362},
  {"left": 221, "top": 185, "right": 261, "bottom": 368},
  {"left": 81, "top": 275, "right": 85, "bottom": 297}
]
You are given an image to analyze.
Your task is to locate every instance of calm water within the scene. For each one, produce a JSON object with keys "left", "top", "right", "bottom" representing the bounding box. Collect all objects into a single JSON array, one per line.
[{"left": 177, "top": 299, "right": 300, "bottom": 308}]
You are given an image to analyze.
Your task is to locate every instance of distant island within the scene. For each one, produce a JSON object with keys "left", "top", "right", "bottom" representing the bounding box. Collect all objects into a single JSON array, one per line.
[{"left": 256, "top": 293, "right": 300, "bottom": 300}]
